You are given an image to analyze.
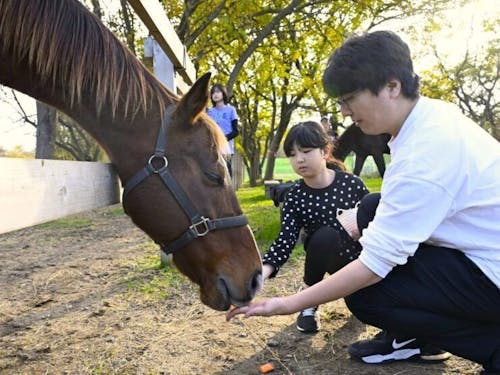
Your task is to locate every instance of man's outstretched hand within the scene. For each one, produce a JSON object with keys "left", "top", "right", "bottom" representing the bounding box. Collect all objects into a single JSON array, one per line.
[{"left": 226, "top": 297, "right": 290, "bottom": 321}]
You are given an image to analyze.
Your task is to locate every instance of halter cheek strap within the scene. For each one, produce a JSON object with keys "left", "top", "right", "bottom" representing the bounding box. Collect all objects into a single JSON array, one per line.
[{"left": 122, "top": 106, "right": 248, "bottom": 255}]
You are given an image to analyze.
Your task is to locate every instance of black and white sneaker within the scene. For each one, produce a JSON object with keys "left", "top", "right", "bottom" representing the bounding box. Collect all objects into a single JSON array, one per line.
[
  {"left": 348, "top": 330, "right": 451, "bottom": 364},
  {"left": 296, "top": 307, "right": 320, "bottom": 333}
]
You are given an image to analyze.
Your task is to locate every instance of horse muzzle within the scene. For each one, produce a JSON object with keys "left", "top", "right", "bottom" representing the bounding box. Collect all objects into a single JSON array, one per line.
[{"left": 204, "top": 270, "right": 262, "bottom": 311}]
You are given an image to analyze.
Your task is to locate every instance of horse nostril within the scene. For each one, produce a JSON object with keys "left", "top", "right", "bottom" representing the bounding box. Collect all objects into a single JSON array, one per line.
[{"left": 249, "top": 270, "right": 262, "bottom": 297}]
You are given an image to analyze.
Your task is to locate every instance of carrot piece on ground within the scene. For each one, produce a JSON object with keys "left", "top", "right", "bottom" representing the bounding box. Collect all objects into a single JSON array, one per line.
[{"left": 259, "top": 362, "right": 275, "bottom": 374}]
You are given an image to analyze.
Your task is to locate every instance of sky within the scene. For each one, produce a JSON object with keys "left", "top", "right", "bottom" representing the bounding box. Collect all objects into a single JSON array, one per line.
[
  {"left": 0, "top": 0, "right": 498, "bottom": 152},
  {"left": 0, "top": 91, "right": 37, "bottom": 151}
]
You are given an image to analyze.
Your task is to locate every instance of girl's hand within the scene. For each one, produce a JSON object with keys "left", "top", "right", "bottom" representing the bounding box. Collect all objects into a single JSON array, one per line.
[{"left": 226, "top": 297, "right": 289, "bottom": 321}]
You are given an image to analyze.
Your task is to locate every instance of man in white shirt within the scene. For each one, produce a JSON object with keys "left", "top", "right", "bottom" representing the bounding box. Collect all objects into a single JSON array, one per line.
[{"left": 227, "top": 31, "right": 500, "bottom": 375}]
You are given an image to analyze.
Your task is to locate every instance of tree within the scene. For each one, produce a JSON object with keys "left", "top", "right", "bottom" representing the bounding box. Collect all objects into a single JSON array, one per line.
[
  {"left": 169, "top": 0, "right": 456, "bottom": 184},
  {"left": 421, "top": 45, "right": 499, "bottom": 141},
  {"left": 54, "top": 114, "right": 105, "bottom": 161},
  {"left": 5, "top": 0, "right": 464, "bottom": 171},
  {"left": 187, "top": 1, "right": 370, "bottom": 184},
  {"left": 412, "top": 11, "right": 499, "bottom": 141}
]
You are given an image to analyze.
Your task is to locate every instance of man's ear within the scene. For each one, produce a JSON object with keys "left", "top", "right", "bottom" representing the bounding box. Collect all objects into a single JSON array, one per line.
[{"left": 387, "top": 79, "right": 402, "bottom": 97}]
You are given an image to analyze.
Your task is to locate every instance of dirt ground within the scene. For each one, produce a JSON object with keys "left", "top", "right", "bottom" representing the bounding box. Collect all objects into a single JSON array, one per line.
[{"left": 0, "top": 204, "right": 483, "bottom": 375}]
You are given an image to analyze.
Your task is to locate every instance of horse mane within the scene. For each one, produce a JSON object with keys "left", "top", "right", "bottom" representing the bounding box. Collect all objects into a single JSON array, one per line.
[{"left": 0, "top": 0, "right": 175, "bottom": 117}]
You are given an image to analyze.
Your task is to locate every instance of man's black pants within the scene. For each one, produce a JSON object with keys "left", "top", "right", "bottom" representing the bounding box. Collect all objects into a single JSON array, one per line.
[{"left": 345, "top": 193, "right": 500, "bottom": 370}]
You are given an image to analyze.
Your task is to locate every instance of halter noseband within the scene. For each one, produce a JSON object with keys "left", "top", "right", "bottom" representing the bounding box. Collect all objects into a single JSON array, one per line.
[{"left": 122, "top": 106, "right": 248, "bottom": 255}]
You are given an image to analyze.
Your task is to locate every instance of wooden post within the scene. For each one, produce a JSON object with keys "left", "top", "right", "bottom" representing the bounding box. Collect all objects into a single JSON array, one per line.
[
  {"left": 127, "top": 0, "right": 195, "bottom": 89},
  {"left": 232, "top": 151, "right": 244, "bottom": 190},
  {"left": 35, "top": 102, "right": 57, "bottom": 159}
]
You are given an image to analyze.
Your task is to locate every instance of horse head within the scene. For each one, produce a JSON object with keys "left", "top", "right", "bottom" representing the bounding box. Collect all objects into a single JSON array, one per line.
[{"left": 120, "top": 73, "right": 262, "bottom": 311}]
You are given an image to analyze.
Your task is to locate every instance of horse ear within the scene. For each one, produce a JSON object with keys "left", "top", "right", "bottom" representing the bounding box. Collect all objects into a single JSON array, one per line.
[{"left": 175, "top": 72, "right": 211, "bottom": 125}]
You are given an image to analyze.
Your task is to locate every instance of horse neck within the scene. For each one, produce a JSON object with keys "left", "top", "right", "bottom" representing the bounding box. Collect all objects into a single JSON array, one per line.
[{"left": 332, "top": 126, "right": 357, "bottom": 160}]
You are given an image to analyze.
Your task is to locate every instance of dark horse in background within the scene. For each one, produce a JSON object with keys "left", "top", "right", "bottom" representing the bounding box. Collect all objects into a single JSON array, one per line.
[
  {"left": 0, "top": 0, "right": 262, "bottom": 311},
  {"left": 333, "top": 124, "right": 391, "bottom": 177}
]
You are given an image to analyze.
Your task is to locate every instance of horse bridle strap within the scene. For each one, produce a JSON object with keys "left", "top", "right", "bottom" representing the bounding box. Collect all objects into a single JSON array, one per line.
[{"left": 122, "top": 106, "right": 248, "bottom": 255}]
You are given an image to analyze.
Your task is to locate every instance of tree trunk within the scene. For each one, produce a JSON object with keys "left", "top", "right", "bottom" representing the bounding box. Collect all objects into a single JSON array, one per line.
[
  {"left": 263, "top": 122, "right": 288, "bottom": 181},
  {"left": 263, "top": 150, "right": 277, "bottom": 181},
  {"left": 35, "top": 102, "right": 56, "bottom": 159},
  {"left": 247, "top": 152, "right": 261, "bottom": 187},
  {"left": 263, "top": 93, "right": 300, "bottom": 180},
  {"left": 119, "top": 0, "right": 136, "bottom": 53}
]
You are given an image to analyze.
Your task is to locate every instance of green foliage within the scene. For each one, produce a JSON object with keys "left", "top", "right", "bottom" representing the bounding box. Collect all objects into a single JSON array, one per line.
[
  {"left": 407, "top": 2, "right": 499, "bottom": 139},
  {"left": 420, "top": 69, "right": 456, "bottom": 102},
  {"left": 420, "top": 43, "right": 499, "bottom": 138},
  {"left": 172, "top": 0, "right": 395, "bottom": 184}
]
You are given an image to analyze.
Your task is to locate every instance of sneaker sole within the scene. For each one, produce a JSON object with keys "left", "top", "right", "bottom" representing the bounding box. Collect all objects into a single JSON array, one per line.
[
  {"left": 355, "top": 348, "right": 421, "bottom": 364},
  {"left": 296, "top": 324, "right": 319, "bottom": 333},
  {"left": 350, "top": 348, "right": 451, "bottom": 364},
  {"left": 420, "top": 351, "right": 452, "bottom": 361}
]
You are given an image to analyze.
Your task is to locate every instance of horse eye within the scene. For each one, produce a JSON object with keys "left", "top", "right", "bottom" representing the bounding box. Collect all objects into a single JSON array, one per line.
[{"left": 203, "top": 171, "right": 224, "bottom": 186}]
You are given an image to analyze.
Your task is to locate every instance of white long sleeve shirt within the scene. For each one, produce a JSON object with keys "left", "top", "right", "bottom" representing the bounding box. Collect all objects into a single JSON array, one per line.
[{"left": 359, "top": 96, "right": 500, "bottom": 288}]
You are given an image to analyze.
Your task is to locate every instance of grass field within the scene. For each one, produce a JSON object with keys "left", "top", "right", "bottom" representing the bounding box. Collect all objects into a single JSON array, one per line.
[{"left": 267, "top": 156, "right": 384, "bottom": 183}]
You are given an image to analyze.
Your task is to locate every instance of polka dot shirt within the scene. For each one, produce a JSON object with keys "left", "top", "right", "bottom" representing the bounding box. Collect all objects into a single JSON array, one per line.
[{"left": 263, "top": 171, "right": 369, "bottom": 275}]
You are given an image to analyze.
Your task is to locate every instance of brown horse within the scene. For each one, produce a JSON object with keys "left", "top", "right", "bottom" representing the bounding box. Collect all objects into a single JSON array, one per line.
[
  {"left": 332, "top": 124, "right": 391, "bottom": 177},
  {"left": 0, "top": 0, "right": 262, "bottom": 311}
]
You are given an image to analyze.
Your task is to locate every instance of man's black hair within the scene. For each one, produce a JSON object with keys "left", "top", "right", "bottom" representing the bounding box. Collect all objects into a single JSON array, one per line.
[{"left": 322, "top": 30, "right": 420, "bottom": 99}]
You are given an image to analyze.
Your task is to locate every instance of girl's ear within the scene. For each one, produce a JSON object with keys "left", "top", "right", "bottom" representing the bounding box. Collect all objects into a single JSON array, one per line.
[{"left": 323, "top": 145, "right": 332, "bottom": 159}]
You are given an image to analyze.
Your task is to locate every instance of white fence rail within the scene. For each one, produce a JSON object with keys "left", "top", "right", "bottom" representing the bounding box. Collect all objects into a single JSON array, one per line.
[{"left": 0, "top": 157, "right": 120, "bottom": 234}]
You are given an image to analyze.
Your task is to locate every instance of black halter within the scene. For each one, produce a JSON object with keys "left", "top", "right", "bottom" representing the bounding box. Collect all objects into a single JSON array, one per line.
[{"left": 122, "top": 106, "right": 248, "bottom": 255}]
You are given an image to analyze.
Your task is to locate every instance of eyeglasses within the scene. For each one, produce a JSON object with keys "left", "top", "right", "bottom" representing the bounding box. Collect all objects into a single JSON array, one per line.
[{"left": 336, "top": 89, "right": 362, "bottom": 110}]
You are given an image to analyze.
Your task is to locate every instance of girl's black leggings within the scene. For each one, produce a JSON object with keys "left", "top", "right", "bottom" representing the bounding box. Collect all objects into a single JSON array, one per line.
[{"left": 303, "top": 192, "right": 380, "bottom": 286}]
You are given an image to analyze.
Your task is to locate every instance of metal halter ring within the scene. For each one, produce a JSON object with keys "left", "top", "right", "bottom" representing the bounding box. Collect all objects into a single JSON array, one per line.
[{"left": 147, "top": 155, "right": 168, "bottom": 173}]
